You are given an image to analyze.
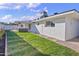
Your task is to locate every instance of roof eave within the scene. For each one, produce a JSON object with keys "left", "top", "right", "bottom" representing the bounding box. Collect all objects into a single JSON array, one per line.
[{"left": 32, "top": 10, "right": 79, "bottom": 23}]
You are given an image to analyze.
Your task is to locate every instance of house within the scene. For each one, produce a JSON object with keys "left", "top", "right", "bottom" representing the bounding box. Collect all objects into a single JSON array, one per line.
[
  {"left": 30, "top": 9, "right": 79, "bottom": 41},
  {"left": 0, "top": 22, "right": 18, "bottom": 31},
  {"left": 0, "top": 22, "right": 5, "bottom": 30},
  {"left": 0, "top": 21, "right": 31, "bottom": 31},
  {"left": 4, "top": 23, "right": 18, "bottom": 31},
  {"left": 15, "top": 21, "right": 31, "bottom": 31}
]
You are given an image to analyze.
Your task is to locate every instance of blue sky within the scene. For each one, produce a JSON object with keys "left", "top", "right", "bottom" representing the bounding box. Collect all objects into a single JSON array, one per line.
[{"left": 0, "top": 3, "right": 79, "bottom": 23}]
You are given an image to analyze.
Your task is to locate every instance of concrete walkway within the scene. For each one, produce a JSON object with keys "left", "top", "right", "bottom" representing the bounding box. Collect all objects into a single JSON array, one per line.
[
  {"left": 56, "top": 38, "right": 79, "bottom": 53},
  {"left": 5, "top": 32, "right": 7, "bottom": 56},
  {"left": 38, "top": 34, "right": 79, "bottom": 53}
]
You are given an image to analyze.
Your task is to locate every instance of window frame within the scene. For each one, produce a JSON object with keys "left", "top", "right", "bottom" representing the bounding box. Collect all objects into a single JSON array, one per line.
[{"left": 45, "top": 21, "right": 55, "bottom": 27}]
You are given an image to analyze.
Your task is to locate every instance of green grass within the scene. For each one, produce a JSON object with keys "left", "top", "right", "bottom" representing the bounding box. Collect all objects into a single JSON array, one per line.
[
  {"left": 7, "top": 31, "right": 79, "bottom": 56},
  {"left": 16, "top": 31, "right": 79, "bottom": 56},
  {"left": 7, "top": 31, "right": 46, "bottom": 56},
  {"left": 0, "top": 30, "right": 4, "bottom": 39}
]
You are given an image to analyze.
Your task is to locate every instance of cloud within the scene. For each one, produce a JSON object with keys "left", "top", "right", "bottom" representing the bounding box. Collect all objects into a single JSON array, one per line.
[
  {"left": 0, "top": 3, "right": 41, "bottom": 10},
  {"left": 1, "top": 15, "right": 12, "bottom": 19},
  {"left": 0, "top": 3, "right": 22, "bottom": 10},
  {"left": 43, "top": 7, "right": 48, "bottom": 12},
  {"left": 0, "top": 3, "right": 41, "bottom": 12},
  {"left": 0, "top": 3, "right": 48, "bottom": 23},
  {"left": 26, "top": 3, "right": 41, "bottom": 9},
  {"left": 30, "top": 7, "right": 48, "bottom": 18},
  {"left": 0, "top": 3, "right": 6, "bottom": 5},
  {"left": 13, "top": 5, "right": 22, "bottom": 9},
  {"left": 0, "top": 15, "right": 36, "bottom": 23},
  {"left": 30, "top": 9, "right": 41, "bottom": 12},
  {"left": 0, "top": 15, "right": 15, "bottom": 23},
  {"left": 29, "top": 6, "right": 48, "bottom": 13},
  {"left": 0, "top": 15, "right": 20, "bottom": 23},
  {"left": 20, "top": 16, "right": 36, "bottom": 21},
  {"left": 0, "top": 6, "right": 9, "bottom": 9},
  {"left": 26, "top": 3, "right": 41, "bottom": 13}
]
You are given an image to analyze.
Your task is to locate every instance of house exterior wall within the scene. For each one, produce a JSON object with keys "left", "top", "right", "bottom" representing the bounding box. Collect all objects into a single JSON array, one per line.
[
  {"left": 31, "top": 19, "right": 66, "bottom": 41},
  {"left": 0, "top": 24, "right": 4, "bottom": 30},
  {"left": 42, "top": 22, "right": 65, "bottom": 41},
  {"left": 18, "top": 23, "right": 29, "bottom": 29},
  {"left": 65, "top": 18, "right": 79, "bottom": 40},
  {"left": 4, "top": 25, "right": 18, "bottom": 30}
]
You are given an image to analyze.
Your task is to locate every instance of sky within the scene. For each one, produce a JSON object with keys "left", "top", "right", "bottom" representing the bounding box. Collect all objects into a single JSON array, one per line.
[{"left": 0, "top": 3, "right": 79, "bottom": 23}]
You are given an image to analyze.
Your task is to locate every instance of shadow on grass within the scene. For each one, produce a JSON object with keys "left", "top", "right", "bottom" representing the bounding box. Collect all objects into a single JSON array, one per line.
[
  {"left": 0, "top": 33, "right": 5, "bottom": 56},
  {"left": 7, "top": 30, "right": 49, "bottom": 56}
]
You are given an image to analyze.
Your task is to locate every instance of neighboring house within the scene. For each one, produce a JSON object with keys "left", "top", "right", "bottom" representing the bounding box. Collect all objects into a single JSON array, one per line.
[
  {"left": 30, "top": 9, "right": 79, "bottom": 41},
  {"left": 15, "top": 21, "right": 31, "bottom": 31},
  {"left": 4, "top": 24, "right": 18, "bottom": 30},
  {"left": 0, "top": 22, "right": 18, "bottom": 30},
  {"left": 0, "top": 22, "right": 5, "bottom": 30},
  {"left": 0, "top": 21, "right": 31, "bottom": 31}
]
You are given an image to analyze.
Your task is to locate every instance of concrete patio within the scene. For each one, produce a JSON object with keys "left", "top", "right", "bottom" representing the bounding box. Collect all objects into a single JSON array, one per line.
[
  {"left": 67, "top": 37, "right": 79, "bottom": 52},
  {"left": 56, "top": 37, "right": 79, "bottom": 53}
]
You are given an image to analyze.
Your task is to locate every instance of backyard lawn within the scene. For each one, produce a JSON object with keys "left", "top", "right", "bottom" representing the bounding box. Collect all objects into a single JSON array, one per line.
[
  {"left": 7, "top": 31, "right": 79, "bottom": 56},
  {"left": 0, "top": 30, "right": 5, "bottom": 56},
  {"left": 7, "top": 31, "right": 45, "bottom": 56},
  {"left": 0, "top": 30, "right": 5, "bottom": 39}
]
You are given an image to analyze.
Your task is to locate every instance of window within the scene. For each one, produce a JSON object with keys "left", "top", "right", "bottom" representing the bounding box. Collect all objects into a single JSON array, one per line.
[
  {"left": 51, "top": 22, "right": 55, "bottom": 27},
  {"left": 21, "top": 24, "right": 23, "bottom": 27},
  {"left": 45, "top": 21, "right": 51, "bottom": 27},
  {"left": 45, "top": 21, "right": 55, "bottom": 27}
]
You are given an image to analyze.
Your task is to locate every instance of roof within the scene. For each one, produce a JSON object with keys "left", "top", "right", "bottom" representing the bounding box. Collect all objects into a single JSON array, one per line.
[
  {"left": 32, "top": 9, "right": 79, "bottom": 23},
  {"left": 0, "top": 22, "right": 8, "bottom": 25},
  {"left": 14, "top": 21, "right": 31, "bottom": 24}
]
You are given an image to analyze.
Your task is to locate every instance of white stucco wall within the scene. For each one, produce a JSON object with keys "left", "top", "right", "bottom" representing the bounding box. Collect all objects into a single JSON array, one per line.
[
  {"left": 42, "top": 22, "right": 65, "bottom": 41},
  {"left": 65, "top": 18, "right": 79, "bottom": 40},
  {"left": 31, "top": 19, "right": 66, "bottom": 41},
  {"left": 18, "top": 23, "right": 29, "bottom": 29}
]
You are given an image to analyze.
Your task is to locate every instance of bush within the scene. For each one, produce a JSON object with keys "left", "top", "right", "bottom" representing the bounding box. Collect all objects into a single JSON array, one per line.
[{"left": 19, "top": 28, "right": 28, "bottom": 32}]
